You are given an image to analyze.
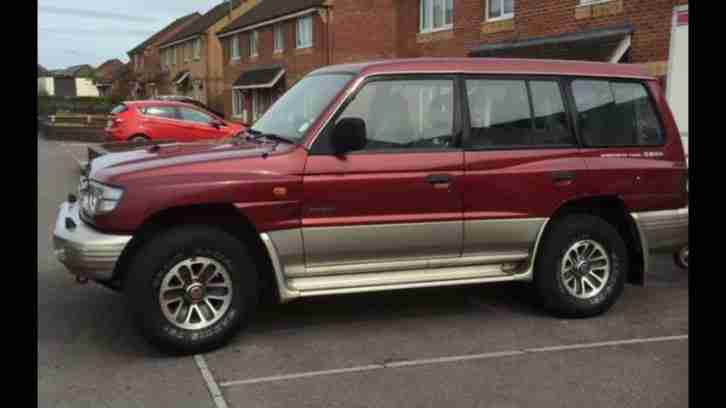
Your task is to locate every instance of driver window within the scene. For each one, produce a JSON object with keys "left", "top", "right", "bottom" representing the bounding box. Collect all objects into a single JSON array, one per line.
[
  {"left": 179, "top": 107, "right": 213, "bottom": 124},
  {"left": 336, "top": 78, "right": 454, "bottom": 151}
]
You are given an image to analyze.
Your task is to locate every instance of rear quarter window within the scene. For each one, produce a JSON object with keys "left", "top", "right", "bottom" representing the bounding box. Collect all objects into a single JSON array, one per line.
[
  {"left": 571, "top": 80, "right": 664, "bottom": 147},
  {"left": 110, "top": 104, "right": 127, "bottom": 115}
]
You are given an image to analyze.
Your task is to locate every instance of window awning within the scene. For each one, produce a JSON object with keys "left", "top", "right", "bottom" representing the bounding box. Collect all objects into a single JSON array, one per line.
[
  {"left": 469, "top": 25, "right": 633, "bottom": 63},
  {"left": 173, "top": 71, "right": 191, "bottom": 85},
  {"left": 233, "top": 66, "right": 285, "bottom": 90}
]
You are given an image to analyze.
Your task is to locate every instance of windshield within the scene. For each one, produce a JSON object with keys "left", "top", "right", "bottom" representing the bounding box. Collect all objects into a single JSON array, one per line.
[{"left": 250, "top": 74, "right": 353, "bottom": 143}]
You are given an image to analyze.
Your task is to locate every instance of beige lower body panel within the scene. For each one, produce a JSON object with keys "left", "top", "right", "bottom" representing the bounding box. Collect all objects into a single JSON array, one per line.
[
  {"left": 263, "top": 217, "right": 550, "bottom": 302},
  {"left": 631, "top": 208, "right": 689, "bottom": 252}
]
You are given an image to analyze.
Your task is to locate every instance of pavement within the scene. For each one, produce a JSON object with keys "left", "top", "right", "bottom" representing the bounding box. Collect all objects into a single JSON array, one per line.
[{"left": 38, "top": 135, "right": 689, "bottom": 408}]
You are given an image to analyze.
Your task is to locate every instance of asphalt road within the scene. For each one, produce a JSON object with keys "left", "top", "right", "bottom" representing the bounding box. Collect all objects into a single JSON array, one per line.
[{"left": 37, "top": 136, "right": 689, "bottom": 408}]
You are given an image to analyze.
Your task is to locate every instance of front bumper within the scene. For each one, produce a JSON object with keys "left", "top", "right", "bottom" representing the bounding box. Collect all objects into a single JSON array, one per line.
[
  {"left": 52, "top": 202, "right": 132, "bottom": 281},
  {"left": 632, "top": 207, "right": 689, "bottom": 253}
]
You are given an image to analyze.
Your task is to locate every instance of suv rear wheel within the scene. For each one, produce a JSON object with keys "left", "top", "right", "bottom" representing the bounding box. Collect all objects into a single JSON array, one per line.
[
  {"left": 125, "top": 225, "right": 258, "bottom": 354},
  {"left": 534, "top": 214, "right": 627, "bottom": 317}
]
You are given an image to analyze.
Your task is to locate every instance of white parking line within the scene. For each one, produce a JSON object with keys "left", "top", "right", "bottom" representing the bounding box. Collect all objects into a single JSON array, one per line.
[
  {"left": 219, "top": 334, "right": 688, "bottom": 388},
  {"left": 194, "top": 354, "right": 230, "bottom": 408}
]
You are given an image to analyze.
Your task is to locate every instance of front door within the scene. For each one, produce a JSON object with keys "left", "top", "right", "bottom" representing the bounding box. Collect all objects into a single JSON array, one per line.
[
  {"left": 461, "top": 77, "right": 586, "bottom": 257},
  {"left": 303, "top": 76, "right": 464, "bottom": 270}
]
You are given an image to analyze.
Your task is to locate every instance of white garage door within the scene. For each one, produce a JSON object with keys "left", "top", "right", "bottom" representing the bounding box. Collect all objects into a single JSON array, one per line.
[{"left": 666, "top": 5, "right": 689, "bottom": 154}]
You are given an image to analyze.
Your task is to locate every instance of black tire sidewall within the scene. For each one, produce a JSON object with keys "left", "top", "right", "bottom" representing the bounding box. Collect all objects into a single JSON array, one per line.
[
  {"left": 536, "top": 215, "right": 627, "bottom": 317},
  {"left": 127, "top": 226, "right": 257, "bottom": 353}
]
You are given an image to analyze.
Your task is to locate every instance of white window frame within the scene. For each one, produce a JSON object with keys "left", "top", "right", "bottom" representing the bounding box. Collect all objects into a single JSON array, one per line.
[
  {"left": 420, "top": 0, "right": 453, "bottom": 33},
  {"left": 274, "top": 24, "right": 284, "bottom": 52},
  {"left": 296, "top": 15, "right": 313, "bottom": 49},
  {"left": 486, "top": 0, "right": 514, "bottom": 22},
  {"left": 577, "top": 0, "right": 612, "bottom": 6},
  {"left": 250, "top": 30, "right": 258, "bottom": 57},
  {"left": 231, "top": 36, "right": 240, "bottom": 61},
  {"left": 193, "top": 38, "right": 201, "bottom": 60}
]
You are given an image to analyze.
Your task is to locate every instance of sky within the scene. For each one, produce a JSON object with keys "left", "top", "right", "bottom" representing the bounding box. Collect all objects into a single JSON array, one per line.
[{"left": 38, "top": 0, "right": 225, "bottom": 70}]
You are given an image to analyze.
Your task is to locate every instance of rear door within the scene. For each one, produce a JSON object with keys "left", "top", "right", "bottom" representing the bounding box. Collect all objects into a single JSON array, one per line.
[
  {"left": 461, "top": 76, "right": 586, "bottom": 257},
  {"left": 303, "top": 75, "right": 464, "bottom": 270},
  {"left": 141, "top": 105, "right": 184, "bottom": 141},
  {"left": 177, "top": 107, "right": 226, "bottom": 140},
  {"left": 567, "top": 78, "right": 685, "bottom": 210}
]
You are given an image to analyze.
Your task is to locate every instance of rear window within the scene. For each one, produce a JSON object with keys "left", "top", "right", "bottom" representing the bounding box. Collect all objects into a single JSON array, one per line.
[
  {"left": 571, "top": 80, "right": 664, "bottom": 147},
  {"left": 464, "top": 78, "right": 575, "bottom": 149},
  {"left": 110, "top": 104, "right": 127, "bottom": 115}
]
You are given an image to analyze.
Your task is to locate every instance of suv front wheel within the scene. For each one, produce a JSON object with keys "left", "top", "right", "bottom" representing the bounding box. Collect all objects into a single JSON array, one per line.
[
  {"left": 534, "top": 214, "right": 628, "bottom": 318},
  {"left": 125, "top": 225, "right": 258, "bottom": 354}
]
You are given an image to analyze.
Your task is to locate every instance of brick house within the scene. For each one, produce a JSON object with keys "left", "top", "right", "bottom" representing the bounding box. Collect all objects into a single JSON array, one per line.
[
  {"left": 216, "top": 0, "right": 688, "bottom": 124},
  {"left": 157, "top": 0, "right": 261, "bottom": 114},
  {"left": 93, "top": 59, "right": 125, "bottom": 97},
  {"left": 127, "top": 12, "right": 201, "bottom": 100}
]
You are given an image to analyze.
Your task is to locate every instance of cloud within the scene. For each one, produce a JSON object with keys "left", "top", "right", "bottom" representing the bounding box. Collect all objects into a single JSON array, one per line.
[
  {"left": 39, "top": 5, "right": 157, "bottom": 23},
  {"left": 39, "top": 26, "right": 154, "bottom": 37}
]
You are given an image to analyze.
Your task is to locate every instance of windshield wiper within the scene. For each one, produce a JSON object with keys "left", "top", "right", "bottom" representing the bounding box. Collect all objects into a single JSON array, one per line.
[{"left": 246, "top": 129, "right": 295, "bottom": 145}]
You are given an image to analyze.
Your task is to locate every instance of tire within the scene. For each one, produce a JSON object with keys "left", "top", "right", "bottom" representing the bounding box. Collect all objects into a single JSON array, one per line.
[
  {"left": 129, "top": 135, "right": 150, "bottom": 143},
  {"left": 674, "top": 246, "right": 689, "bottom": 270},
  {"left": 125, "top": 225, "right": 258, "bottom": 354},
  {"left": 534, "top": 214, "right": 628, "bottom": 318}
]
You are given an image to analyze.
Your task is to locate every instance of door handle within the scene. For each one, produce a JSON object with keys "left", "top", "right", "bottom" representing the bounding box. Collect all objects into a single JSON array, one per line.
[
  {"left": 426, "top": 174, "right": 453, "bottom": 190},
  {"left": 551, "top": 171, "right": 576, "bottom": 183}
]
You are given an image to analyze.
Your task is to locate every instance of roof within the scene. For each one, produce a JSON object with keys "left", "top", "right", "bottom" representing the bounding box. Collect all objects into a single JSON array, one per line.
[
  {"left": 97, "top": 63, "right": 130, "bottom": 84},
  {"left": 469, "top": 25, "right": 633, "bottom": 61},
  {"left": 309, "top": 57, "right": 653, "bottom": 80},
  {"left": 38, "top": 65, "right": 49, "bottom": 76},
  {"left": 128, "top": 12, "right": 201, "bottom": 55},
  {"left": 161, "top": 0, "right": 242, "bottom": 47},
  {"left": 218, "top": 0, "right": 325, "bottom": 36},
  {"left": 233, "top": 65, "right": 285, "bottom": 89},
  {"left": 50, "top": 64, "right": 95, "bottom": 78}
]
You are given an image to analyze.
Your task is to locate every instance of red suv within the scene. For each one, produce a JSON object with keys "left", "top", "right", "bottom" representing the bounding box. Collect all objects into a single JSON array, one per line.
[
  {"left": 54, "top": 59, "right": 688, "bottom": 353},
  {"left": 105, "top": 100, "right": 245, "bottom": 143}
]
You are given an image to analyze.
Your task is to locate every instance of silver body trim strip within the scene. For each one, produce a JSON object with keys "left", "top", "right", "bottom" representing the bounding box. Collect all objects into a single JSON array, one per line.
[
  {"left": 52, "top": 202, "right": 132, "bottom": 281},
  {"left": 261, "top": 218, "right": 551, "bottom": 302},
  {"left": 631, "top": 207, "right": 688, "bottom": 253}
]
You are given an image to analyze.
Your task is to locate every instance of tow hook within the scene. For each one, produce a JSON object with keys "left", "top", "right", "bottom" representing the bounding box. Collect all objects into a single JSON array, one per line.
[{"left": 75, "top": 275, "right": 89, "bottom": 285}]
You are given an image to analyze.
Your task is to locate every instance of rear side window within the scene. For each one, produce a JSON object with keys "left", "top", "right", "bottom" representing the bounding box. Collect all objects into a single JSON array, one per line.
[
  {"left": 465, "top": 78, "right": 575, "bottom": 149},
  {"left": 144, "top": 106, "right": 178, "bottom": 119},
  {"left": 571, "top": 80, "right": 664, "bottom": 147},
  {"left": 110, "top": 104, "right": 127, "bottom": 115}
]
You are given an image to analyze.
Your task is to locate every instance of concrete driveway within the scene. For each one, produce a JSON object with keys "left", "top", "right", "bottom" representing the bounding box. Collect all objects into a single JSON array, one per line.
[{"left": 38, "top": 136, "right": 688, "bottom": 408}]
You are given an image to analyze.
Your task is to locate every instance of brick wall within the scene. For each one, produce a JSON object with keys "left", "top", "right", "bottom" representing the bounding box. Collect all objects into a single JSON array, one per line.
[{"left": 221, "top": 12, "right": 331, "bottom": 119}]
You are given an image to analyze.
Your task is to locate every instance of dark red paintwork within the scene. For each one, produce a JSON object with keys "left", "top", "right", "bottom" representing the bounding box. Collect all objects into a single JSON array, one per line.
[
  {"left": 105, "top": 100, "right": 244, "bottom": 143},
  {"left": 90, "top": 58, "right": 687, "bottom": 236}
]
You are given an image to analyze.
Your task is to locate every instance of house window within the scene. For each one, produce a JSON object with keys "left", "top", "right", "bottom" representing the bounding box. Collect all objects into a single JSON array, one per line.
[
  {"left": 578, "top": 0, "right": 609, "bottom": 5},
  {"left": 231, "top": 36, "right": 240, "bottom": 60},
  {"left": 486, "top": 0, "right": 514, "bottom": 21},
  {"left": 296, "top": 15, "right": 313, "bottom": 48},
  {"left": 274, "top": 25, "right": 284, "bottom": 52},
  {"left": 420, "top": 0, "right": 453, "bottom": 33},
  {"left": 250, "top": 31, "right": 258, "bottom": 57},
  {"left": 193, "top": 38, "right": 201, "bottom": 60}
]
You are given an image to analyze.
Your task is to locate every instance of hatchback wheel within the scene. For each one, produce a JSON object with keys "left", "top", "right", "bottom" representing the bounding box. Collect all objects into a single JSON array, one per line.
[{"left": 534, "top": 214, "right": 627, "bottom": 317}]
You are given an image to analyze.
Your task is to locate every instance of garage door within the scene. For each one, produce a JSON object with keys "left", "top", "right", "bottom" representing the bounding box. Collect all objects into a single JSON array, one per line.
[
  {"left": 666, "top": 5, "right": 689, "bottom": 152},
  {"left": 54, "top": 78, "right": 77, "bottom": 98}
]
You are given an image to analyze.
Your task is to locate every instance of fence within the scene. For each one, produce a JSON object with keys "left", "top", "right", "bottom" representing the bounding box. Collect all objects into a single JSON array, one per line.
[{"left": 38, "top": 96, "right": 116, "bottom": 116}]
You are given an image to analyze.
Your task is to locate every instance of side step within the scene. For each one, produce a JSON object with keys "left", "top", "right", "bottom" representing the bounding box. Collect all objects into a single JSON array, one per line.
[{"left": 288, "top": 264, "right": 528, "bottom": 298}]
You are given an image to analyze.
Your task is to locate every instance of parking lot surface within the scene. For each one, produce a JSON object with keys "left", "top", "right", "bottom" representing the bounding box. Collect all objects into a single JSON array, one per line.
[{"left": 38, "top": 136, "right": 688, "bottom": 408}]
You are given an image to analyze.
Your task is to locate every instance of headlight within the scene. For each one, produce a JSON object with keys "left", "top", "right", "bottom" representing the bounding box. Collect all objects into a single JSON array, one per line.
[{"left": 79, "top": 180, "right": 124, "bottom": 217}]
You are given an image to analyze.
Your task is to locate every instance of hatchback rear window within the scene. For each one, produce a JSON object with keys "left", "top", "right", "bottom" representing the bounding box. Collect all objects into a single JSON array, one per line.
[
  {"left": 110, "top": 104, "right": 127, "bottom": 115},
  {"left": 571, "top": 80, "right": 664, "bottom": 147}
]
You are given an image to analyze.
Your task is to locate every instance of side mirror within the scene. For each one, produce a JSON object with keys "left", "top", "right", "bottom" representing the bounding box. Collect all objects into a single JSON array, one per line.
[
  {"left": 210, "top": 119, "right": 224, "bottom": 128},
  {"left": 331, "top": 118, "right": 367, "bottom": 155}
]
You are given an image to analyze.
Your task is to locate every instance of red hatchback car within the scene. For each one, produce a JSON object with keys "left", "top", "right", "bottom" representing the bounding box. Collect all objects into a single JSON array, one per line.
[{"left": 105, "top": 100, "right": 245, "bottom": 143}]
